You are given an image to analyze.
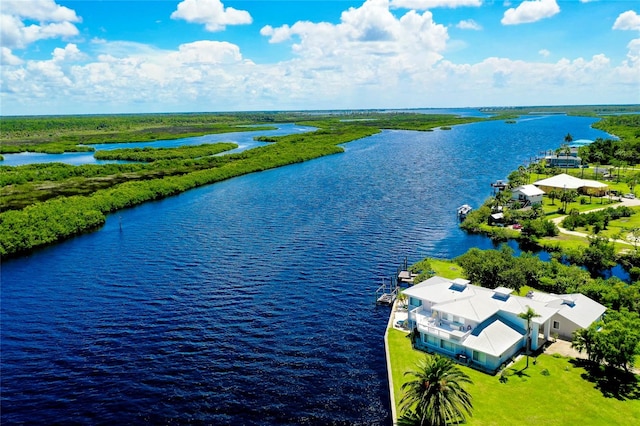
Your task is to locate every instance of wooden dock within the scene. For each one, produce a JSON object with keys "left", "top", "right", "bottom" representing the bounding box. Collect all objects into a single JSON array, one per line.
[
  {"left": 375, "top": 258, "right": 416, "bottom": 304},
  {"left": 377, "top": 292, "right": 396, "bottom": 305},
  {"left": 375, "top": 277, "right": 399, "bottom": 305},
  {"left": 397, "top": 269, "right": 419, "bottom": 285}
]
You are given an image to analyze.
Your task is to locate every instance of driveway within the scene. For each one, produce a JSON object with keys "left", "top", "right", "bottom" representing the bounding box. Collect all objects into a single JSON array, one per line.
[
  {"left": 545, "top": 339, "right": 586, "bottom": 359},
  {"left": 551, "top": 197, "right": 640, "bottom": 246}
]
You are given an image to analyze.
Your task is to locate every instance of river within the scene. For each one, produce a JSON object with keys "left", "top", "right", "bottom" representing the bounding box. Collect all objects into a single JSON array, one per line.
[{"left": 0, "top": 113, "right": 614, "bottom": 424}]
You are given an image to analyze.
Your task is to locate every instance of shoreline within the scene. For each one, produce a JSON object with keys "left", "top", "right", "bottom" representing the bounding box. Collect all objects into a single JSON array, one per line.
[{"left": 383, "top": 299, "right": 400, "bottom": 425}]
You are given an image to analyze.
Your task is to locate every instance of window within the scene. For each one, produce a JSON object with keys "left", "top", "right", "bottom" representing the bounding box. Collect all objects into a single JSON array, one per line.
[
  {"left": 440, "top": 340, "right": 455, "bottom": 353},
  {"left": 553, "top": 321, "right": 560, "bottom": 329},
  {"left": 409, "top": 297, "right": 422, "bottom": 307},
  {"left": 472, "top": 350, "right": 486, "bottom": 363}
]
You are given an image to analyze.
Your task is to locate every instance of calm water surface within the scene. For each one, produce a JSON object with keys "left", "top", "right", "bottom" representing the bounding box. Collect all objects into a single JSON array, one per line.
[
  {"left": 1, "top": 115, "right": 613, "bottom": 424},
  {"left": 0, "top": 124, "right": 315, "bottom": 166}
]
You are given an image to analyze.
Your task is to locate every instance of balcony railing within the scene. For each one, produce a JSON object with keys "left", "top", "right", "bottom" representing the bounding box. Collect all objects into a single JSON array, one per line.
[{"left": 409, "top": 306, "right": 473, "bottom": 341}]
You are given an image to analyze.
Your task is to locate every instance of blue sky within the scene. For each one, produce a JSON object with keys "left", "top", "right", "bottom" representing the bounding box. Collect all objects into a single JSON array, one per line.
[{"left": 1, "top": 0, "right": 639, "bottom": 115}]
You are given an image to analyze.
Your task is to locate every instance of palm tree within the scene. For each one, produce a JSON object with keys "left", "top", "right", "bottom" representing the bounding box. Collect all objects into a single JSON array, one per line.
[
  {"left": 397, "top": 291, "right": 408, "bottom": 309},
  {"left": 564, "top": 133, "right": 573, "bottom": 144},
  {"left": 518, "top": 306, "right": 541, "bottom": 369},
  {"left": 399, "top": 354, "right": 473, "bottom": 426}
]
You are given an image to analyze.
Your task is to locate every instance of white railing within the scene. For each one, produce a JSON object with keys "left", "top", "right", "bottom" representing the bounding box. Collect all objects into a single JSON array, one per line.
[{"left": 409, "top": 306, "right": 473, "bottom": 341}]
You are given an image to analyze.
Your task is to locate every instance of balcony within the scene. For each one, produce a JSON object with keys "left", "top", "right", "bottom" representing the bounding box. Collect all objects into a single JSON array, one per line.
[{"left": 409, "top": 306, "right": 473, "bottom": 341}]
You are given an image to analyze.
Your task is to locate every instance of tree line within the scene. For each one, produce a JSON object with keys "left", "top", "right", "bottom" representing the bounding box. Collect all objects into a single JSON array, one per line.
[
  {"left": 0, "top": 123, "right": 379, "bottom": 257},
  {"left": 455, "top": 245, "right": 639, "bottom": 313},
  {"left": 453, "top": 245, "right": 640, "bottom": 372},
  {"left": 93, "top": 142, "right": 236, "bottom": 162}
]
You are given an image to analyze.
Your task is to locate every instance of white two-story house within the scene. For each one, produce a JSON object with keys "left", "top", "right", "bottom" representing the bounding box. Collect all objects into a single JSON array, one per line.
[{"left": 403, "top": 276, "right": 606, "bottom": 373}]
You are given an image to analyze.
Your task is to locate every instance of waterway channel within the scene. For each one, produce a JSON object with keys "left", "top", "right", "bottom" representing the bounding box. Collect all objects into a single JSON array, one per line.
[{"left": 0, "top": 113, "right": 615, "bottom": 424}]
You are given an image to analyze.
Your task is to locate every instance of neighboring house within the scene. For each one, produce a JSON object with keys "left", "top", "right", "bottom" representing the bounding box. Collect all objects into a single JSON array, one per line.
[
  {"left": 545, "top": 155, "right": 582, "bottom": 168},
  {"left": 403, "top": 276, "right": 606, "bottom": 373},
  {"left": 511, "top": 184, "right": 544, "bottom": 206}
]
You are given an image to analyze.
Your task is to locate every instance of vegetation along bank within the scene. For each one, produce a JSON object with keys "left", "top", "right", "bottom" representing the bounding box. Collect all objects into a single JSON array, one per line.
[
  {"left": 0, "top": 111, "right": 496, "bottom": 257},
  {"left": 388, "top": 108, "right": 640, "bottom": 424}
]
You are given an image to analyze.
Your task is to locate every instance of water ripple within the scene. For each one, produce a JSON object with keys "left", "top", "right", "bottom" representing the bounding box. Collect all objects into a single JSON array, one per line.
[{"left": 1, "top": 115, "right": 613, "bottom": 424}]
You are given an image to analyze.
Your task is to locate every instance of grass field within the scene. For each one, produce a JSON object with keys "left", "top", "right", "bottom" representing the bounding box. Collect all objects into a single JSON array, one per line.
[
  {"left": 428, "top": 258, "right": 465, "bottom": 279},
  {"left": 387, "top": 328, "right": 640, "bottom": 425}
]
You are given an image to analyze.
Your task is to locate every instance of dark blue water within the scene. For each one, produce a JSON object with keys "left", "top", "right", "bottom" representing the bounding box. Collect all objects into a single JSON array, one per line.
[
  {"left": 0, "top": 124, "right": 315, "bottom": 167},
  {"left": 0, "top": 115, "right": 613, "bottom": 424}
]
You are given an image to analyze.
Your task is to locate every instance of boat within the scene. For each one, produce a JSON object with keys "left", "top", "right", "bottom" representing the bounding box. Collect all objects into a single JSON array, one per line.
[{"left": 457, "top": 204, "right": 472, "bottom": 219}]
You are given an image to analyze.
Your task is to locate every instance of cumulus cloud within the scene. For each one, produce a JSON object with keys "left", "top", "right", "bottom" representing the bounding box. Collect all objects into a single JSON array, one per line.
[
  {"left": 1, "top": 38, "right": 254, "bottom": 113},
  {"left": 169, "top": 40, "right": 243, "bottom": 65},
  {"left": 261, "top": 0, "right": 448, "bottom": 66},
  {"left": 0, "top": 0, "right": 81, "bottom": 49},
  {"left": 539, "top": 49, "right": 550, "bottom": 57},
  {"left": 52, "top": 43, "right": 84, "bottom": 62},
  {"left": 1, "top": 0, "right": 80, "bottom": 22},
  {"left": 390, "top": 0, "right": 482, "bottom": 9},
  {"left": 613, "top": 10, "right": 640, "bottom": 31},
  {"left": 615, "top": 38, "right": 640, "bottom": 84},
  {"left": 1, "top": 46, "right": 23, "bottom": 65},
  {"left": 170, "top": 0, "right": 252, "bottom": 32},
  {"left": 2, "top": 0, "right": 639, "bottom": 114},
  {"left": 501, "top": 0, "right": 560, "bottom": 25},
  {"left": 456, "top": 19, "right": 482, "bottom": 30}
]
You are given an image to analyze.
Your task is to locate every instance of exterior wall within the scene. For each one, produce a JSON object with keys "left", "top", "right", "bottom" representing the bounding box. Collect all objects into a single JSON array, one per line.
[
  {"left": 513, "top": 191, "right": 543, "bottom": 205},
  {"left": 417, "top": 316, "right": 526, "bottom": 373},
  {"left": 408, "top": 297, "right": 422, "bottom": 309},
  {"left": 498, "top": 311, "right": 527, "bottom": 332},
  {"left": 420, "top": 332, "right": 462, "bottom": 356},
  {"left": 545, "top": 156, "right": 581, "bottom": 168},
  {"left": 528, "top": 194, "right": 543, "bottom": 205},
  {"left": 530, "top": 322, "right": 541, "bottom": 350},
  {"left": 549, "top": 314, "right": 580, "bottom": 340}
]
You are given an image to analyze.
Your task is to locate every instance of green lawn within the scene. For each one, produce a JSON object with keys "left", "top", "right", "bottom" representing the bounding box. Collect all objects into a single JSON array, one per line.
[
  {"left": 583, "top": 209, "right": 640, "bottom": 243},
  {"left": 429, "top": 258, "right": 465, "bottom": 280},
  {"left": 387, "top": 328, "right": 640, "bottom": 425},
  {"left": 542, "top": 197, "right": 618, "bottom": 219}
]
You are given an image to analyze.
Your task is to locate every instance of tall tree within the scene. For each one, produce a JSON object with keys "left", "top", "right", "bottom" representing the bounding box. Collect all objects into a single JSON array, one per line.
[
  {"left": 564, "top": 133, "right": 574, "bottom": 144},
  {"left": 400, "top": 354, "right": 473, "bottom": 426},
  {"left": 571, "top": 310, "right": 640, "bottom": 372},
  {"left": 571, "top": 325, "right": 602, "bottom": 364},
  {"left": 517, "top": 306, "right": 541, "bottom": 369}
]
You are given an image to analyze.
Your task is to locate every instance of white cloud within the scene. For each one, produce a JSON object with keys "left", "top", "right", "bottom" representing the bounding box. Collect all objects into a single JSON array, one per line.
[
  {"left": 170, "top": 0, "right": 252, "bottom": 32},
  {"left": 390, "top": 0, "right": 482, "bottom": 9},
  {"left": 169, "top": 40, "right": 243, "bottom": 65},
  {"left": 2, "top": 0, "right": 639, "bottom": 114},
  {"left": 538, "top": 49, "right": 550, "bottom": 57},
  {"left": 615, "top": 38, "right": 640, "bottom": 84},
  {"left": 613, "top": 10, "right": 640, "bottom": 31},
  {"left": 52, "top": 43, "right": 84, "bottom": 62},
  {"left": 456, "top": 19, "right": 482, "bottom": 30},
  {"left": 1, "top": 39, "right": 253, "bottom": 113},
  {"left": 0, "top": 0, "right": 81, "bottom": 49},
  {"left": 1, "top": 46, "right": 23, "bottom": 65},
  {"left": 261, "top": 0, "right": 448, "bottom": 65},
  {"left": 1, "top": 0, "right": 80, "bottom": 22},
  {"left": 501, "top": 0, "right": 560, "bottom": 25}
]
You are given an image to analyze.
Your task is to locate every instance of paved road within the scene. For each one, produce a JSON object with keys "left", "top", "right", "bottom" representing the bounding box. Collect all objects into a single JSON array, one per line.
[{"left": 550, "top": 197, "right": 640, "bottom": 246}]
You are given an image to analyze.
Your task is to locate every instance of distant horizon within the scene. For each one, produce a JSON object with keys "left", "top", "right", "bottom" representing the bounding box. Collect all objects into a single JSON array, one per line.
[{"left": 2, "top": 103, "right": 640, "bottom": 119}]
